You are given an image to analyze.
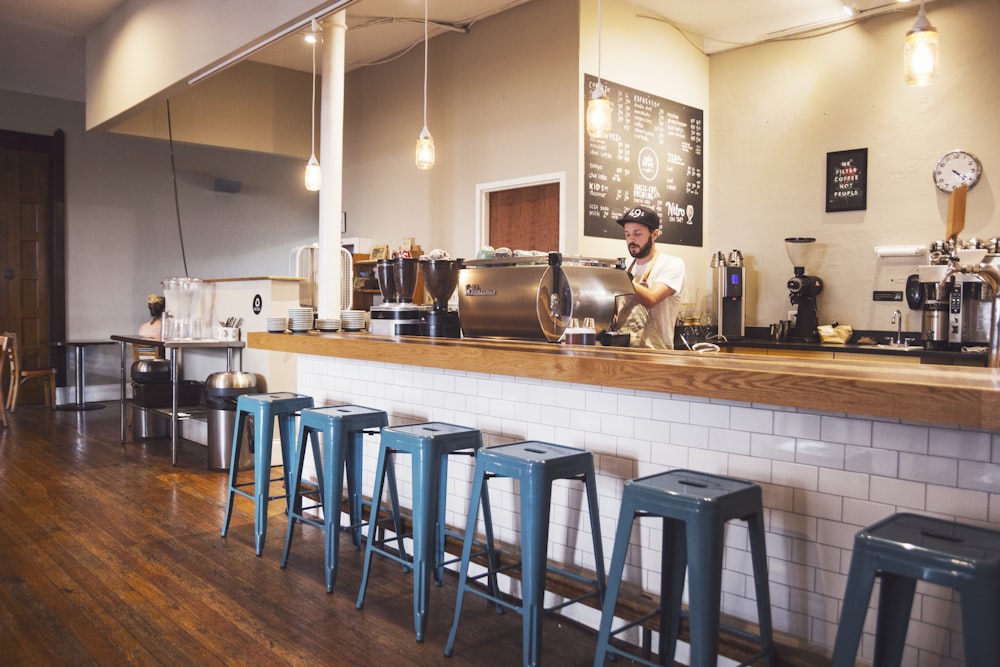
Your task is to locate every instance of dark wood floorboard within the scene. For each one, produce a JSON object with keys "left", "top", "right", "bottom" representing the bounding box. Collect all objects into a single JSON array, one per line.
[{"left": 0, "top": 403, "right": 613, "bottom": 666}]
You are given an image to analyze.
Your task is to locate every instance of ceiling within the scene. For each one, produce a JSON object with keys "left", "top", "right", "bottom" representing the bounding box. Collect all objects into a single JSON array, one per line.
[{"left": 0, "top": 0, "right": 927, "bottom": 100}]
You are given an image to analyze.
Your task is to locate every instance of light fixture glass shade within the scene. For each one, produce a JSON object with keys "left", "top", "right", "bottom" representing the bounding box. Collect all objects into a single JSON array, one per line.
[
  {"left": 904, "top": 5, "right": 938, "bottom": 87},
  {"left": 415, "top": 127, "right": 435, "bottom": 170},
  {"left": 586, "top": 83, "right": 613, "bottom": 139},
  {"left": 304, "top": 154, "right": 321, "bottom": 191}
]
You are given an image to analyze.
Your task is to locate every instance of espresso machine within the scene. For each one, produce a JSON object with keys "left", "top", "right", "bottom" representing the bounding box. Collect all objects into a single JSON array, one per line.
[
  {"left": 369, "top": 257, "right": 425, "bottom": 336},
  {"left": 784, "top": 237, "right": 823, "bottom": 343},
  {"left": 419, "top": 258, "right": 463, "bottom": 337},
  {"left": 710, "top": 249, "right": 745, "bottom": 339}
]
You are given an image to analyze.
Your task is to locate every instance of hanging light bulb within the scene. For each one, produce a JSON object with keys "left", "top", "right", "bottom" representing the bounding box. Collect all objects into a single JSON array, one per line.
[
  {"left": 586, "top": 0, "right": 612, "bottom": 139},
  {"left": 304, "top": 19, "right": 321, "bottom": 191},
  {"left": 904, "top": 1, "right": 938, "bottom": 87},
  {"left": 415, "top": 0, "right": 435, "bottom": 169}
]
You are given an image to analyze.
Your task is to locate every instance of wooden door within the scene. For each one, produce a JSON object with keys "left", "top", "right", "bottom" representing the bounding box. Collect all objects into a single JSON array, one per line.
[
  {"left": 0, "top": 130, "right": 64, "bottom": 401},
  {"left": 488, "top": 183, "right": 560, "bottom": 253}
]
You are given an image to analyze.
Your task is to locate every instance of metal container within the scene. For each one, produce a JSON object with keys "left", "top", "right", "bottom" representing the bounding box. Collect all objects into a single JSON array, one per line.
[
  {"left": 204, "top": 371, "right": 258, "bottom": 471},
  {"left": 457, "top": 253, "right": 633, "bottom": 341}
]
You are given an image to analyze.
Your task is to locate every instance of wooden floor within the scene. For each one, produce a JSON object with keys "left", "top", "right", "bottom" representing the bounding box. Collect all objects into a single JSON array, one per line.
[{"left": 0, "top": 403, "right": 612, "bottom": 666}]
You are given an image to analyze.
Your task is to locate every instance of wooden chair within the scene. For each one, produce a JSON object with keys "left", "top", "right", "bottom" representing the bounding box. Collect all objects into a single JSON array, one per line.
[
  {"left": 0, "top": 335, "right": 9, "bottom": 426},
  {"left": 4, "top": 332, "right": 56, "bottom": 412}
]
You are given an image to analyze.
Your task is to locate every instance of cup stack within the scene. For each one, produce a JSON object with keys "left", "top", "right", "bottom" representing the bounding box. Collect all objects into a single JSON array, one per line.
[
  {"left": 340, "top": 310, "right": 366, "bottom": 332},
  {"left": 266, "top": 317, "right": 287, "bottom": 333}
]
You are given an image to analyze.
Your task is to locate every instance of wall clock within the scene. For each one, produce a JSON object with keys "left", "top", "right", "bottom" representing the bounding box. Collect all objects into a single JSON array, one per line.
[{"left": 933, "top": 150, "right": 982, "bottom": 193}]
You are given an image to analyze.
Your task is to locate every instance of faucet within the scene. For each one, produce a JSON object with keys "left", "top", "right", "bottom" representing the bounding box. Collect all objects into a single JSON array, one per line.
[
  {"left": 939, "top": 259, "right": 1000, "bottom": 367},
  {"left": 891, "top": 309, "right": 902, "bottom": 345}
]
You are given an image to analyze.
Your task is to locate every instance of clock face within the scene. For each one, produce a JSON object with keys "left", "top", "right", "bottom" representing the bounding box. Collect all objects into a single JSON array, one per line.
[{"left": 934, "top": 150, "right": 982, "bottom": 193}]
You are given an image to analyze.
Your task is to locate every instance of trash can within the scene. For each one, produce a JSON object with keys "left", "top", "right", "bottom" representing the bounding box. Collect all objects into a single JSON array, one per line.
[
  {"left": 131, "top": 358, "right": 171, "bottom": 439},
  {"left": 204, "top": 371, "right": 258, "bottom": 471}
]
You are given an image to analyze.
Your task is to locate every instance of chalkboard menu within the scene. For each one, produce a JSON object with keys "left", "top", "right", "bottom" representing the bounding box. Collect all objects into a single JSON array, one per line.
[{"left": 584, "top": 74, "right": 704, "bottom": 247}]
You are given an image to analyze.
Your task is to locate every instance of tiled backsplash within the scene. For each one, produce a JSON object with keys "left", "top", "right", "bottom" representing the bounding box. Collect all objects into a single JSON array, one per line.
[{"left": 298, "top": 354, "right": 999, "bottom": 667}]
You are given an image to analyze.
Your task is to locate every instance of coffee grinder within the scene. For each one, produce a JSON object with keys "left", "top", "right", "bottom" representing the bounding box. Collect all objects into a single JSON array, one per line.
[
  {"left": 369, "top": 257, "right": 425, "bottom": 336},
  {"left": 419, "top": 258, "right": 463, "bottom": 337},
  {"left": 784, "top": 237, "right": 823, "bottom": 342}
]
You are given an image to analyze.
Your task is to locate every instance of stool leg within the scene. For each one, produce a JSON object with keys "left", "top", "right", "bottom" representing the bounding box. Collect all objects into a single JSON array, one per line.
[
  {"left": 959, "top": 575, "right": 1000, "bottom": 667},
  {"left": 831, "top": 550, "right": 877, "bottom": 667},
  {"left": 323, "top": 421, "right": 351, "bottom": 593},
  {"left": 521, "top": 473, "right": 552, "bottom": 667},
  {"left": 221, "top": 410, "right": 248, "bottom": 537},
  {"left": 593, "top": 494, "right": 639, "bottom": 666},
  {"left": 277, "top": 413, "right": 297, "bottom": 513},
  {"left": 356, "top": 444, "right": 391, "bottom": 611},
  {"left": 686, "top": 516, "right": 725, "bottom": 667},
  {"left": 346, "top": 429, "right": 364, "bottom": 548},
  {"left": 281, "top": 422, "right": 312, "bottom": 568},
  {"left": 434, "top": 453, "right": 450, "bottom": 586},
  {"left": 411, "top": 444, "right": 438, "bottom": 641},
  {"left": 252, "top": 411, "right": 273, "bottom": 556},
  {"left": 745, "top": 510, "right": 775, "bottom": 667},
  {"left": 660, "top": 517, "right": 687, "bottom": 664},
  {"left": 444, "top": 458, "right": 487, "bottom": 658},
  {"left": 873, "top": 572, "right": 916, "bottom": 667},
  {"left": 582, "top": 462, "right": 607, "bottom": 601}
]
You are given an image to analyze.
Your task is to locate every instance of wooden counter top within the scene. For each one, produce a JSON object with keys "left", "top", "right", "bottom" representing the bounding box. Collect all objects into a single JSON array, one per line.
[{"left": 248, "top": 331, "right": 1000, "bottom": 431}]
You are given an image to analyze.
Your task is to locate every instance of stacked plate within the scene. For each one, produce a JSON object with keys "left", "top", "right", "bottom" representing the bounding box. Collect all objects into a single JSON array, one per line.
[
  {"left": 288, "top": 307, "right": 314, "bottom": 333},
  {"left": 341, "top": 310, "right": 366, "bottom": 332},
  {"left": 316, "top": 317, "right": 340, "bottom": 332},
  {"left": 266, "top": 317, "right": 287, "bottom": 333}
]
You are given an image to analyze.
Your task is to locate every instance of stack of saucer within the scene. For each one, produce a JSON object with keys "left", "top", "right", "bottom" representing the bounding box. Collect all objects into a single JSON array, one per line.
[
  {"left": 340, "top": 310, "right": 366, "bottom": 332},
  {"left": 288, "top": 307, "right": 314, "bottom": 333},
  {"left": 315, "top": 317, "right": 340, "bottom": 332},
  {"left": 266, "top": 317, "right": 287, "bottom": 333}
]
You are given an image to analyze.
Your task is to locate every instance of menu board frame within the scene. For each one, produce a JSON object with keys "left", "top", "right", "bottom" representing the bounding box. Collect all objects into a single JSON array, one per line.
[
  {"left": 825, "top": 147, "right": 868, "bottom": 212},
  {"left": 584, "top": 75, "right": 704, "bottom": 248}
]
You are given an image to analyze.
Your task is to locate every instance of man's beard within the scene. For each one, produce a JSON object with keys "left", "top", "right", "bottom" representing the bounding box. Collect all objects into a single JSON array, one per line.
[{"left": 628, "top": 237, "right": 654, "bottom": 259}]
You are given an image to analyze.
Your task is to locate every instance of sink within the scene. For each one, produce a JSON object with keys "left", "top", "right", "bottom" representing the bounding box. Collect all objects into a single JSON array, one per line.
[{"left": 874, "top": 344, "right": 923, "bottom": 352}]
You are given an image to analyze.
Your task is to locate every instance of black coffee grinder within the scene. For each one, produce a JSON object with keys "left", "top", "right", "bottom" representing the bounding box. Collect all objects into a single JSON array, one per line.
[
  {"left": 785, "top": 237, "right": 823, "bottom": 342},
  {"left": 419, "top": 258, "right": 463, "bottom": 337}
]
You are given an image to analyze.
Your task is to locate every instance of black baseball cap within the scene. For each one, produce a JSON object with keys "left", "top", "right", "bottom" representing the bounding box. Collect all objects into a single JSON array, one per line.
[{"left": 616, "top": 205, "right": 660, "bottom": 231}]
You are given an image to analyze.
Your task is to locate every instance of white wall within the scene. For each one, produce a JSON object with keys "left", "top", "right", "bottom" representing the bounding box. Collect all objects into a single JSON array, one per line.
[
  {"left": 709, "top": 0, "right": 1000, "bottom": 332},
  {"left": 0, "top": 89, "right": 320, "bottom": 386}
]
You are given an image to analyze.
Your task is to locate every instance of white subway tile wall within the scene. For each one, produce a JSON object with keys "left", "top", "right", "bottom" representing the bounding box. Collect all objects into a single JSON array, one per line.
[{"left": 298, "top": 355, "right": 1000, "bottom": 667}]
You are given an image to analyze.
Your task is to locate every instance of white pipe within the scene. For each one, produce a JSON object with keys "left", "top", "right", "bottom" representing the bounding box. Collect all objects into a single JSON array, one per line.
[{"left": 317, "top": 10, "right": 347, "bottom": 319}]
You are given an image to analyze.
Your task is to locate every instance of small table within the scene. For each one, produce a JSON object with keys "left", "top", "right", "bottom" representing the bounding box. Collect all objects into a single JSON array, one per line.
[
  {"left": 54, "top": 340, "right": 116, "bottom": 411},
  {"left": 111, "top": 335, "right": 245, "bottom": 466}
]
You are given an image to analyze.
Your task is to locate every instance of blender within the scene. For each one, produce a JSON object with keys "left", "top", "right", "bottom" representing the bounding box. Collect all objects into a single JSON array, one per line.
[
  {"left": 784, "top": 237, "right": 823, "bottom": 343},
  {"left": 369, "top": 257, "right": 425, "bottom": 336},
  {"left": 419, "top": 258, "right": 463, "bottom": 337}
]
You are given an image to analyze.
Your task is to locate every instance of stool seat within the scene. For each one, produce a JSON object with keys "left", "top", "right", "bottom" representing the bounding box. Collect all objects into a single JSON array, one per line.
[
  {"left": 594, "top": 469, "right": 774, "bottom": 667},
  {"left": 281, "top": 405, "right": 402, "bottom": 593},
  {"left": 356, "top": 422, "right": 494, "bottom": 643},
  {"left": 831, "top": 512, "right": 1000, "bottom": 667},
  {"left": 221, "top": 392, "right": 314, "bottom": 556},
  {"left": 446, "top": 441, "right": 605, "bottom": 667}
]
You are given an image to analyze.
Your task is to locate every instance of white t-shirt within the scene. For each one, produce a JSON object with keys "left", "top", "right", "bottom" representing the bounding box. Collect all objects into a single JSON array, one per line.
[{"left": 630, "top": 251, "right": 685, "bottom": 349}]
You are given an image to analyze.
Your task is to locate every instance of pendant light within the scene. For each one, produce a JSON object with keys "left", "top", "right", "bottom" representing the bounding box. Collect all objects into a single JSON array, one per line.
[
  {"left": 415, "top": 0, "right": 435, "bottom": 170},
  {"left": 903, "top": 1, "right": 938, "bottom": 87},
  {"left": 586, "top": 0, "right": 612, "bottom": 139},
  {"left": 304, "top": 19, "right": 322, "bottom": 191}
]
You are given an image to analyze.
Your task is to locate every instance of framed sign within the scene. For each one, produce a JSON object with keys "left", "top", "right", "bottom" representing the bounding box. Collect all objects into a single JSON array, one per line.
[{"left": 826, "top": 148, "right": 868, "bottom": 212}]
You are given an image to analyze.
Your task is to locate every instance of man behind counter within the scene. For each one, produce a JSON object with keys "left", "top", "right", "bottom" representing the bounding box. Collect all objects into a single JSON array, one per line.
[{"left": 617, "top": 205, "right": 685, "bottom": 349}]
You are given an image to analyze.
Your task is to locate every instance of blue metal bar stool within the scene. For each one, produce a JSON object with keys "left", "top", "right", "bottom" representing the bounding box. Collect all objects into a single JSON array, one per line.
[
  {"left": 281, "top": 404, "right": 405, "bottom": 593},
  {"left": 445, "top": 441, "right": 606, "bottom": 667},
  {"left": 594, "top": 469, "right": 774, "bottom": 667},
  {"left": 221, "top": 392, "right": 314, "bottom": 556},
  {"left": 831, "top": 512, "right": 1000, "bottom": 667},
  {"left": 356, "top": 422, "right": 496, "bottom": 642}
]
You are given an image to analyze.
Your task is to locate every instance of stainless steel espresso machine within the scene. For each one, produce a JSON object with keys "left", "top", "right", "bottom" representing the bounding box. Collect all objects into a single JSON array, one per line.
[
  {"left": 911, "top": 240, "right": 999, "bottom": 350},
  {"left": 457, "top": 253, "right": 633, "bottom": 341},
  {"left": 710, "top": 249, "right": 746, "bottom": 339},
  {"left": 369, "top": 257, "right": 425, "bottom": 336}
]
